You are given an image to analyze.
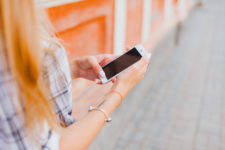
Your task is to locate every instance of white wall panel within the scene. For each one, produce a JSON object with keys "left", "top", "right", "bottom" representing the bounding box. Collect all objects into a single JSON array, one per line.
[
  {"left": 142, "top": 0, "right": 152, "bottom": 42},
  {"left": 114, "top": 0, "right": 127, "bottom": 54}
]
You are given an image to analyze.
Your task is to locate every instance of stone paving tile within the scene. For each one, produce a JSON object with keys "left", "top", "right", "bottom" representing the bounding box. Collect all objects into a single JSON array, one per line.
[{"left": 88, "top": 0, "right": 225, "bottom": 150}]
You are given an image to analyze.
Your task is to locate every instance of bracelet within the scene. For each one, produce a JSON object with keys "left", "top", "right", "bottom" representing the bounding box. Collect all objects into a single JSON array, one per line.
[
  {"left": 111, "top": 90, "right": 123, "bottom": 101},
  {"left": 88, "top": 106, "right": 112, "bottom": 122}
]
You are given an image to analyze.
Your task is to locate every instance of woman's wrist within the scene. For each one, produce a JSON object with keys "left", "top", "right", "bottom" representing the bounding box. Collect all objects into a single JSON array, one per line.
[
  {"left": 69, "top": 60, "right": 79, "bottom": 79},
  {"left": 97, "top": 90, "right": 123, "bottom": 115},
  {"left": 110, "top": 90, "right": 123, "bottom": 102},
  {"left": 111, "top": 85, "right": 128, "bottom": 99}
]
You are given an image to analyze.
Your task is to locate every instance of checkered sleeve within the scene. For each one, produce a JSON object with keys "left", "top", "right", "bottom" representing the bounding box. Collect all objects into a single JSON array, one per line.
[
  {"left": 0, "top": 53, "right": 32, "bottom": 149},
  {"left": 0, "top": 38, "right": 75, "bottom": 149},
  {"left": 41, "top": 40, "right": 76, "bottom": 127}
]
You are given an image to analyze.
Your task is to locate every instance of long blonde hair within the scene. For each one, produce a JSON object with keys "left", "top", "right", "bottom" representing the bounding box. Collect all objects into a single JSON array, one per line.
[{"left": 0, "top": 0, "right": 57, "bottom": 133}]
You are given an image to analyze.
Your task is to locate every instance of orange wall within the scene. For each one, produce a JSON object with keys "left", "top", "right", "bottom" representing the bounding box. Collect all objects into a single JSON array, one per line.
[
  {"left": 126, "top": 0, "right": 143, "bottom": 47},
  {"left": 47, "top": 0, "right": 194, "bottom": 57},
  {"left": 151, "top": 0, "right": 165, "bottom": 31},
  {"left": 45, "top": 0, "right": 196, "bottom": 119},
  {"left": 48, "top": 0, "right": 114, "bottom": 58}
]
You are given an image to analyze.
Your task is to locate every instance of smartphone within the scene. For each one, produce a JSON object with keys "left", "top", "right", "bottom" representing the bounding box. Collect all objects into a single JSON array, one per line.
[{"left": 100, "top": 45, "right": 147, "bottom": 84}]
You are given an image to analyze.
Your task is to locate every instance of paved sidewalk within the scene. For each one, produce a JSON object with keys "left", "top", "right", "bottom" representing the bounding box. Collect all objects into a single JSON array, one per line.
[{"left": 89, "top": 0, "right": 225, "bottom": 149}]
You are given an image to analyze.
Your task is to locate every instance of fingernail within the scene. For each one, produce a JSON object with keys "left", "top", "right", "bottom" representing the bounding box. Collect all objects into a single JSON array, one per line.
[
  {"left": 147, "top": 53, "right": 151, "bottom": 59},
  {"left": 95, "top": 79, "right": 101, "bottom": 84},
  {"left": 99, "top": 71, "right": 106, "bottom": 78}
]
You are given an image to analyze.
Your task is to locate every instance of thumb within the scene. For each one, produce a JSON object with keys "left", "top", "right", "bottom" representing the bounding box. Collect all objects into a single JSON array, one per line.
[{"left": 87, "top": 56, "right": 106, "bottom": 78}]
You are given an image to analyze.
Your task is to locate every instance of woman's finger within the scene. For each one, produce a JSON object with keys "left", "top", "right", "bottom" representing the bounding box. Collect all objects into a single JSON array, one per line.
[
  {"left": 126, "top": 46, "right": 131, "bottom": 51},
  {"left": 87, "top": 56, "right": 106, "bottom": 78},
  {"left": 95, "top": 54, "right": 110, "bottom": 63},
  {"left": 95, "top": 79, "right": 102, "bottom": 84},
  {"left": 133, "top": 52, "right": 151, "bottom": 69},
  {"left": 143, "top": 53, "right": 151, "bottom": 65},
  {"left": 128, "top": 52, "right": 151, "bottom": 75},
  {"left": 96, "top": 54, "right": 119, "bottom": 66},
  {"left": 101, "top": 55, "right": 119, "bottom": 66},
  {"left": 111, "top": 77, "right": 116, "bottom": 83}
]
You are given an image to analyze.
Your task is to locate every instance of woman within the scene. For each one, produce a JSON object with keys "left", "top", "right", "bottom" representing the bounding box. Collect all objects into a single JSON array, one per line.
[{"left": 0, "top": 0, "right": 150, "bottom": 149}]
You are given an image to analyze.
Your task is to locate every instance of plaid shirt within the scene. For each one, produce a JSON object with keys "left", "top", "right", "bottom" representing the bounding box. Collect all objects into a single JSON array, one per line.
[{"left": 0, "top": 39, "right": 76, "bottom": 150}]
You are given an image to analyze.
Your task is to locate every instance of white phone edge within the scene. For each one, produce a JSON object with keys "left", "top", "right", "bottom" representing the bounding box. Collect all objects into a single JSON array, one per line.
[{"left": 100, "top": 44, "right": 147, "bottom": 84}]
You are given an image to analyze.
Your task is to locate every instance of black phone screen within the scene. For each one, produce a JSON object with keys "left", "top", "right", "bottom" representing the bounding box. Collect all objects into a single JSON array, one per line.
[{"left": 102, "top": 48, "right": 142, "bottom": 79}]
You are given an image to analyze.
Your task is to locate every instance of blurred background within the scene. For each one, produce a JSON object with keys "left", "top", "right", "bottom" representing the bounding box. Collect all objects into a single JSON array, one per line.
[{"left": 40, "top": 0, "right": 225, "bottom": 149}]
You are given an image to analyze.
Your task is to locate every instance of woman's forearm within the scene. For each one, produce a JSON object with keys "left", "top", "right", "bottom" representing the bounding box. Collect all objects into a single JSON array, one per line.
[{"left": 60, "top": 92, "right": 122, "bottom": 150}]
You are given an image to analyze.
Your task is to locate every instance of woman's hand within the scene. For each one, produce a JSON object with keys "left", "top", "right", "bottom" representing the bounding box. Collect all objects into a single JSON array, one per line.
[
  {"left": 60, "top": 50, "right": 151, "bottom": 150},
  {"left": 111, "top": 52, "right": 151, "bottom": 97},
  {"left": 70, "top": 54, "right": 118, "bottom": 84}
]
